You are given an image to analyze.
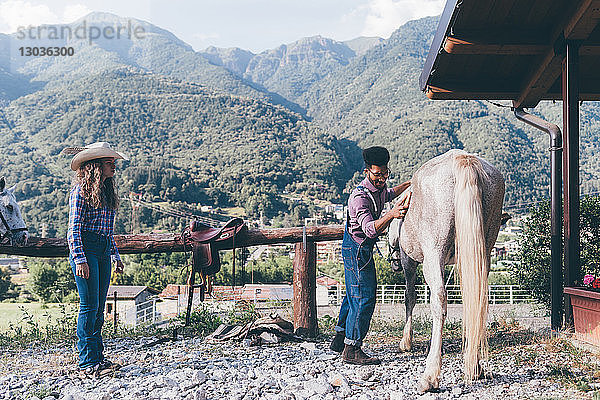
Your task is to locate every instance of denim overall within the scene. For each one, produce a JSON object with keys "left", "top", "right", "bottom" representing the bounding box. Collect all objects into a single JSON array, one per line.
[
  {"left": 334, "top": 223, "right": 377, "bottom": 346},
  {"left": 70, "top": 231, "right": 112, "bottom": 369}
]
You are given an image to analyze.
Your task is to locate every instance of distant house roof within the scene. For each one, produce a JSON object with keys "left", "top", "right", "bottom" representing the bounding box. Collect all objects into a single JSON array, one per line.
[
  {"left": 317, "top": 275, "right": 340, "bottom": 288},
  {"left": 159, "top": 283, "right": 293, "bottom": 301},
  {"left": 107, "top": 285, "right": 158, "bottom": 300}
]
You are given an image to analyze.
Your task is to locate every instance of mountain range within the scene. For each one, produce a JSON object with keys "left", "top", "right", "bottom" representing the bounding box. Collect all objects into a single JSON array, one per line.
[{"left": 1, "top": 12, "right": 599, "bottom": 237}]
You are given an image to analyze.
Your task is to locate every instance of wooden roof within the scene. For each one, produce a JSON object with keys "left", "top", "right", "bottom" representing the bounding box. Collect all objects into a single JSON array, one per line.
[{"left": 420, "top": 0, "right": 600, "bottom": 108}]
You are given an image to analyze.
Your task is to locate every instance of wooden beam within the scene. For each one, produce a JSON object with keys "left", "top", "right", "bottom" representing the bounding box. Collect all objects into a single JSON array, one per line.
[
  {"left": 426, "top": 83, "right": 519, "bottom": 100},
  {"left": 0, "top": 225, "right": 345, "bottom": 257},
  {"left": 444, "top": 36, "right": 547, "bottom": 55},
  {"left": 564, "top": 0, "right": 600, "bottom": 39},
  {"left": 515, "top": 0, "right": 600, "bottom": 108},
  {"left": 444, "top": 36, "right": 600, "bottom": 56},
  {"left": 513, "top": 44, "right": 564, "bottom": 108},
  {"left": 452, "top": 28, "right": 550, "bottom": 45}
]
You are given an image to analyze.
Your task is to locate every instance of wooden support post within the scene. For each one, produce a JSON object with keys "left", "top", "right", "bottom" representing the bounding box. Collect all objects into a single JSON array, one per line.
[
  {"left": 562, "top": 40, "right": 581, "bottom": 328},
  {"left": 293, "top": 241, "right": 317, "bottom": 337}
]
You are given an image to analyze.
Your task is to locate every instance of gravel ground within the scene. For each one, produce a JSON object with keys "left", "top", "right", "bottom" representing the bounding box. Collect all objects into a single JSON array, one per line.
[{"left": 1, "top": 328, "right": 598, "bottom": 400}]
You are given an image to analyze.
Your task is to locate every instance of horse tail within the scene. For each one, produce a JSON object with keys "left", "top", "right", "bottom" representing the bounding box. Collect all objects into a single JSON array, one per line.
[{"left": 454, "top": 153, "right": 489, "bottom": 382}]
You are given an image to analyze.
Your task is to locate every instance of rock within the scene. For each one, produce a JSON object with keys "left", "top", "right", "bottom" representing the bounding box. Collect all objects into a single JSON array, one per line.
[
  {"left": 339, "top": 386, "right": 352, "bottom": 397},
  {"left": 359, "top": 369, "right": 374, "bottom": 381},
  {"left": 260, "top": 332, "right": 279, "bottom": 344},
  {"left": 193, "top": 388, "right": 206, "bottom": 400},
  {"left": 317, "top": 354, "right": 337, "bottom": 361},
  {"left": 303, "top": 378, "right": 333, "bottom": 395},
  {"left": 328, "top": 373, "right": 349, "bottom": 388},
  {"left": 300, "top": 343, "right": 317, "bottom": 352},
  {"left": 451, "top": 386, "right": 463, "bottom": 396}
]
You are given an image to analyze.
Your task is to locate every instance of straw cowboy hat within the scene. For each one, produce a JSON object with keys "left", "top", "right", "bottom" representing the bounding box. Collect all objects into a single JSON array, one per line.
[{"left": 62, "top": 142, "right": 129, "bottom": 171}]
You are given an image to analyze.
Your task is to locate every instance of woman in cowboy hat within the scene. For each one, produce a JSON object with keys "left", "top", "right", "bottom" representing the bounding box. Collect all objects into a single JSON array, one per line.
[{"left": 64, "top": 142, "right": 128, "bottom": 378}]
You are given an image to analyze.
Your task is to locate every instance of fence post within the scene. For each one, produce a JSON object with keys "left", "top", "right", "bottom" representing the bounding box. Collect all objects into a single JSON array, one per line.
[
  {"left": 509, "top": 285, "right": 514, "bottom": 304},
  {"left": 113, "top": 291, "right": 117, "bottom": 334},
  {"left": 152, "top": 298, "right": 157, "bottom": 325},
  {"left": 177, "top": 285, "right": 180, "bottom": 316},
  {"left": 293, "top": 241, "right": 317, "bottom": 337}
]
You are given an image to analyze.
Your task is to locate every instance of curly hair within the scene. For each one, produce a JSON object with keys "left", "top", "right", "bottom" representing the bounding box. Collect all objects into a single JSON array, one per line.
[{"left": 74, "top": 159, "right": 119, "bottom": 210}]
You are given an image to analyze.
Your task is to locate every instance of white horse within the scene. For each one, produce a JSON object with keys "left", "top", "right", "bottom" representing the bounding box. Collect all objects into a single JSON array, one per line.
[
  {"left": 388, "top": 149, "right": 504, "bottom": 393},
  {"left": 0, "top": 176, "right": 28, "bottom": 246}
]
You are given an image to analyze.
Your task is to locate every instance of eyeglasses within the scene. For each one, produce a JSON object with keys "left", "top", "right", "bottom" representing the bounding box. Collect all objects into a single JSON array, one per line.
[{"left": 367, "top": 169, "right": 391, "bottom": 179}]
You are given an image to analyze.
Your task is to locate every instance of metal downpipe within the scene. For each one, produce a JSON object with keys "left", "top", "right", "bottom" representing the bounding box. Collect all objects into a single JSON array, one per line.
[{"left": 514, "top": 108, "right": 563, "bottom": 331}]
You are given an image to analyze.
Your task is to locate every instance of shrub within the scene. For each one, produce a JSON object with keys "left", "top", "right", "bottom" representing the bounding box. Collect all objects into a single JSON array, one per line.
[
  {"left": 27, "top": 260, "right": 76, "bottom": 303},
  {"left": 514, "top": 195, "right": 600, "bottom": 308},
  {"left": 0, "top": 267, "right": 14, "bottom": 301}
]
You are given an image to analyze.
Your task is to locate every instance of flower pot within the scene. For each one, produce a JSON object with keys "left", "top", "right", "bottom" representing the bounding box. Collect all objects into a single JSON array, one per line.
[{"left": 564, "top": 287, "right": 600, "bottom": 347}]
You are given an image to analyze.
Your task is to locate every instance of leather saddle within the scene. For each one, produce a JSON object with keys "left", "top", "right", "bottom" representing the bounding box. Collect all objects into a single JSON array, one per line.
[
  {"left": 189, "top": 217, "right": 246, "bottom": 275},
  {"left": 184, "top": 217, "right": 246, "bottom": 327}
]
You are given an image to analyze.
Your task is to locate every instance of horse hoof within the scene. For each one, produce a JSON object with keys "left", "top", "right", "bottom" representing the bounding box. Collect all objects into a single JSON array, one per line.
[
  {"left": 417, "top": 377, "right": 439, "bottom": 393},
  {"left": 398, "top": 341, "right": 412, "bottom": 352},
  {"left": 465, "top": 364, "right": 492, "bottom": 382}
]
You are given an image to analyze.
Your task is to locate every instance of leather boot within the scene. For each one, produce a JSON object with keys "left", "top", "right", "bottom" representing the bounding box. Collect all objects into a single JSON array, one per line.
[
  {"left": 329, "top": 332, "right": 345, "bottom": 353},
  {"left": 342, "top": 344, "right": 381, "bottom": 365}
]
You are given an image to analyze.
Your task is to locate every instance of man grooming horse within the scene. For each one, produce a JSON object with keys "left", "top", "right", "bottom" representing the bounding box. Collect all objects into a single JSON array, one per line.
[{"left": 330, "top": 146, "right": 411, "bottom": 365}]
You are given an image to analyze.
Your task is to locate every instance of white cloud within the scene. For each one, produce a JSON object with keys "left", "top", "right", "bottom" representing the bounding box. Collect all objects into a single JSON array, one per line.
[
  {"left": 360, "top": 0, "right": 445, "bottom": 38},
  {"left": 193, "top": 32, "right": 220, "bottom": 41},
  {"left": 0, "top": 1, "right": 91, "bottom": 33},
  {"left": 63, "top": 4, "right": 92, "bottom": 23},
  {"left": 0, "top": 0, "right": 59, "bottom": 33}
]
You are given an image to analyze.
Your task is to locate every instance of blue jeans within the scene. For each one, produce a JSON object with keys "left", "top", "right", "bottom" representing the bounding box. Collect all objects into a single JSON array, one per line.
[
  {"left": 70, "top": 231, "right": 112, "bottom": 370},
  {"left": 335, "top": 226, "right": 377, "bottom": 346}
]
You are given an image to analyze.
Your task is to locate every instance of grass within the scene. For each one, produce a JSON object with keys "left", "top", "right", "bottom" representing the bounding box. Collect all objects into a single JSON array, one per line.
[
  {"left": 0, "top": 302, "right": 78, "bottom": 331},
  {"left": 0, "top": 300, "right": 261, "bottom": 350}
]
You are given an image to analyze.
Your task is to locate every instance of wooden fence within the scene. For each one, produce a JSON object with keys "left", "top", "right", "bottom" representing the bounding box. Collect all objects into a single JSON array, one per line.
[
  {"left": 0, "top": 225, "right": 345, "bottom": 337},
  {"left": 0, "top": 226, "right": 534, "bottom": 336}
]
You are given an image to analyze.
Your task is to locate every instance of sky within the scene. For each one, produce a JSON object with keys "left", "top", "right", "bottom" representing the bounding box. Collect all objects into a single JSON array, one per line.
[{"left": 0, "top": 0, "right": 445, "bottom": 52}]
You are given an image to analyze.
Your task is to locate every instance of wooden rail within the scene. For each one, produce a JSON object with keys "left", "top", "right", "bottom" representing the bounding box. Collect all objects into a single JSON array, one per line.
[
  {"left": 0, "top": 225, "right": 344, "bottom": 257},
  {"left": 0, "top": 225, "right": 345, "bottom": 337}
]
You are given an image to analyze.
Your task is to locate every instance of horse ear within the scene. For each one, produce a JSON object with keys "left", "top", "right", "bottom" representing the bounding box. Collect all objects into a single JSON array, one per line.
[
  {"left": 0, "top": 177, "right": 5, "bottom": 192},
  {"left": 7, "top": 185, "right": 16, "bottom": 194}
]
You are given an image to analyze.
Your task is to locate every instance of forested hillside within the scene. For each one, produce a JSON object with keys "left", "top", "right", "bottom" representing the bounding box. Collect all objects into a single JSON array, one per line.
[
  {"left": 301, "top": 17, "right": 600, "bottom": 205},
  {"left": 1, "top": 12, "right": 599, "bottom": 238},
  {"left": 0, "top": 13, "right": 299, "bottom": 112},
  {"left": 0, "top": 70, "right": 351, "bottom": 237}
]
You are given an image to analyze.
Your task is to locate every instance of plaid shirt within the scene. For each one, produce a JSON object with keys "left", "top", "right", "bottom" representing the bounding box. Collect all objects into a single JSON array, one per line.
[
  {"left": 67, "top": 184, "right": 121, "bottom": 265},
  {"left": 347, "top": 178, "right": 397, "bottom": 244}
]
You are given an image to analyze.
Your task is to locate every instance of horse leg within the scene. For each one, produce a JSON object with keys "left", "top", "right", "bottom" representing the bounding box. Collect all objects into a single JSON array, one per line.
[
  {"left": 399, "top": 256, "right": 417, "bottom": 352},
  {"left": 417, "top": 255, "right": 447, "bottom": 393}
]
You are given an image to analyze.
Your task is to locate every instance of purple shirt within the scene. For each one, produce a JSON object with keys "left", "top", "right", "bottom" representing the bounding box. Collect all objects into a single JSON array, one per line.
[
  {"left": 67, "top": 184, "right": 121, "bottom": 265},
  {"left": 347, "top": 178, "right": 397, "bottom": 244}
]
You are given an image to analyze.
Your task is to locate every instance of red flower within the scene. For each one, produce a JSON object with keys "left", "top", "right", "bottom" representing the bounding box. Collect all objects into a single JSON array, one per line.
[{"left": 593, "top": 278, "right": 600, "bottom": 289}]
